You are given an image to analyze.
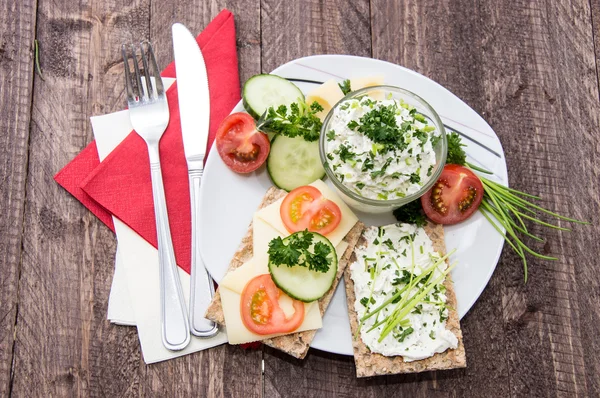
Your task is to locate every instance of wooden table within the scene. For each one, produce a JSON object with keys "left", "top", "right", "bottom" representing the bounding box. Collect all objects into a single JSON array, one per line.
[{"left": 2, "top": 0, "right": 599, "bottom": 396}]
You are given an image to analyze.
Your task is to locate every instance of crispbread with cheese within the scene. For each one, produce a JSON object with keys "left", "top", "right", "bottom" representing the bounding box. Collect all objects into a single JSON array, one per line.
[
  {"left": 205, "top": 186, "right": 364, "bottom": 359},
  {"left": 344, "top": 222, "right": 466, "bottom": 377}
]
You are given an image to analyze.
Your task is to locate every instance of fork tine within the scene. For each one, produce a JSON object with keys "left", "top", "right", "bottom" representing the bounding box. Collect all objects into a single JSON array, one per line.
[
  {"left": 145, "top": 41, "right": 165, "bottom": 96},
  {"left": 139, "top": 42, "right": 154, "bottom": 99},
  {"left": 130, "top": 44, "right": 145, "bottom": 100},
  {"left": 121, "top": 44, "right": 135, "bottom": 103}
]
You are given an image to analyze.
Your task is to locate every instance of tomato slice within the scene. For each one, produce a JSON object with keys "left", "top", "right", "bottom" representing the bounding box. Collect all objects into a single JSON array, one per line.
[
  {"left": 421, "top": 164, "right": 484, "bottom": 225},
  {"left": 240, "top": 274, "right": 304, "bottom": 335},
  {"left": 280, "top": 186, "right": 342, "bottom": 235},
  {"left": 215, "top": 113, "right": 270, "bottom": 173}
]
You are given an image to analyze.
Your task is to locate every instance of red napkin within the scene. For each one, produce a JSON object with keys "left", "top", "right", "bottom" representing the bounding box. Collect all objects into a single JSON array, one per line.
[{"left": 54, "top": 9, "right": 239, "bottom": 275}]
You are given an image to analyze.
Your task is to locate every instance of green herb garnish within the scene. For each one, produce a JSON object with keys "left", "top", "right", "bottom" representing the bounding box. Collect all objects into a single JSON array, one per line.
[
  {"left": 353, "top": 104, "right": 407, "bottom": 150},
  {"left": 34, "top": 39, "right": 45, "bottom": 81},
  {"left": 394, "top": 327, "right": 414, "bottom": 343},
  {"left": 393, "top": 200, "right": 427, "bottom": 227},
  {"left": 258, "top": 100, "right": 324, "bottom": 142},
  {"left": 339, "top": 79, "right": 352, "bottom": 95},
  {"left": 337, "top": 144, "right": 355, "bottom": 162},
  {"left": 267, "top": 230, "right": 332, "bottom": 273}
]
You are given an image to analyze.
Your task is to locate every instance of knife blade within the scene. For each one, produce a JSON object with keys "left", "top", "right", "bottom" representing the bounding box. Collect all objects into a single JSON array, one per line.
[{"left": 172, "top": 22, "right": 218, "bottom": 338}]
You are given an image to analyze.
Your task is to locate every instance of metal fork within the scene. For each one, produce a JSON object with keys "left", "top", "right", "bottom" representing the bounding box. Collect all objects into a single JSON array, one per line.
[{"left": 122, "top": 42, "right": 190, "bottom": 351}]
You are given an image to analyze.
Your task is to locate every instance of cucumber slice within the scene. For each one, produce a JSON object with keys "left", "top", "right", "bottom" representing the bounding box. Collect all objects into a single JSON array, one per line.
[
  {"left": 242, "top": 74, "right": 304, "bottom": 119},
  {"left": 267, "top": 135, "right": 326, "bottom": 191},
  {"left": 269, "top": 232, "right": 338, "bottom": 302}
]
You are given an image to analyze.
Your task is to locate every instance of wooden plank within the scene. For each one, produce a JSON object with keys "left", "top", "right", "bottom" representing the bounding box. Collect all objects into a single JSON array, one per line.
[
  {"left": 589, "top": 0, "right": 600, "bottom": 95},
  {"left": 370, "top": 0, "right": 600, "bottom": 396},
  {"left": 259, "top": 1, "right": 374, "bottom": 396},
  {"left": 9, "top": 1, "right": 152, "bottom": 396},
  {"left": 260, "top": 0, "right": 372, "bottom": 73},
  {"left": 11, "top": 1, "right": 263, "bottom": 398},
  {"left": 0, "top": 0, "right": 37, "bottom": 396}
]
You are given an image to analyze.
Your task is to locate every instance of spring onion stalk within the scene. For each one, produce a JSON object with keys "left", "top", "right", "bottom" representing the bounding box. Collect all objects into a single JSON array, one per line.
[
  {"left": 441, "top": 132, "right": 589, "bottom": 282},
  {"left": 378, "top": 269, "right": 437, "bottom": 338},
  {"left": 378, "top": 262, "right": 457, "bottom": 342},
  {"left": 360, "top": 249, "right": 456, "bottom": 322},
  {"left": 469, "top": 167, "right": 588, "bottom": 282},
  {"left": 34, "top": 39, "right": 44, "bottom": 81}
]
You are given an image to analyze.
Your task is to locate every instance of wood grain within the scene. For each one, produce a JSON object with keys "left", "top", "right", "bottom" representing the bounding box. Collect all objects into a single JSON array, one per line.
[
  {"left": 260, "top": 0, "right": 372, "bottom": 73},
  {"left": 474, "top": 1, "right": 600, "bottom": 395},
  {"left": 370, "top": 0, "right": 598, "bottom": 397},
  {"left": 10, "top": 1, "right": 152, "bottom": 396},
  {"left": 0, "top": 0, "right": 37, "bottom": 396},
  {"left": 9, "top": 1, "right": 264, "bottom": 397},
  {"left": 2, "top": 0, "right": 600, "bottom": 396}
]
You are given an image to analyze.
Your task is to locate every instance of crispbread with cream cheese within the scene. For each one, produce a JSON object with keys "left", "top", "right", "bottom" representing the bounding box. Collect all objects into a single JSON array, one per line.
[
  {"left": 344, "top": 222, "right": 466, "bottom": 377},
  {"left": 205, "top": 186, "right": 363, "bottom": 359}
]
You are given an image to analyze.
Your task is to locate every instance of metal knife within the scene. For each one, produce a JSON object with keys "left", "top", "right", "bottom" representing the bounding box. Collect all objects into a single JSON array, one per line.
[{"left": 172, "top": 23, "right": 218, "bottom": 337}]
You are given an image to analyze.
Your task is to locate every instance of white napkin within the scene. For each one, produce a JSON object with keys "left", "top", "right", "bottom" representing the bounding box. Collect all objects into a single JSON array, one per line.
[
  {"left": 91, "top": 78, "right": 227, "bottom": 363},
  {"left": 106, "top": 246, "right": 135, "bottom": 325}
]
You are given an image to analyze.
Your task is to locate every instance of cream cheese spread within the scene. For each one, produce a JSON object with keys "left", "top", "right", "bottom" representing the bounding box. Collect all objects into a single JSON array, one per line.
[
  {"left": 325, "top": 96, "right": 439, "bottom": 200},
  {"left": 350, "top": 224, "right": 458, "bottom": 361}
]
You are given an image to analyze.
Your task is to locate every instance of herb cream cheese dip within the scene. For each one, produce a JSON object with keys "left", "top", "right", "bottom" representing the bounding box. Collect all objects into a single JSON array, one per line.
[
  {"left": 350, "top": 224, "right": 458, "bottom": 361},
  {"left": 325, "top": 96, "right": 440, "bottom": 200}
]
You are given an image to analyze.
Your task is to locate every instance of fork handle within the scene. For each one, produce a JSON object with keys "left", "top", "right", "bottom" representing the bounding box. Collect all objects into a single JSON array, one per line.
[
  {"left": 188, "top": 170, "right": 218, "bottom": 337},
  {"left": 148, "top": 146, "right": 191, "bottom": 351}
]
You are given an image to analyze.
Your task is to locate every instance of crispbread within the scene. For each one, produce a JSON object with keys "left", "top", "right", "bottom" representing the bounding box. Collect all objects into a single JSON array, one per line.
[
  {"left": 344, "top": 222, "right": 466, "bottom": 377},
  {"left": 204, "top": 186, "right": 364, "bottom": 359}
]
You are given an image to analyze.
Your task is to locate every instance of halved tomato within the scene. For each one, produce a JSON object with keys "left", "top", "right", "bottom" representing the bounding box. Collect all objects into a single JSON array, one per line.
[
  {"left": 240, "top": 274, "right": 304, "bottom": 335},
  {"left": 280, "top": 186, "right": 342, "bottom": 235},
  {"left": 215, "top": 113, "right": 270, "bottom": 173},
  {"left": 421, "top": 164, "right": 484, "bottom": 225}
]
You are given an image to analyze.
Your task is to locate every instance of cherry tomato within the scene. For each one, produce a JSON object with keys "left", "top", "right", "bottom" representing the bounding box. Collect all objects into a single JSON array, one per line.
[
  {"left": 216, "top": 113, "right": 270, "bottom": 173},
  {"left": 421, "top": 164, "right": 484, "bottom": 225},
  {"left": 280, "top": 186, "right": 342, "bottom": 235},
  {"left": 240, "top": 274, "right": 304, "bottom": 335}
]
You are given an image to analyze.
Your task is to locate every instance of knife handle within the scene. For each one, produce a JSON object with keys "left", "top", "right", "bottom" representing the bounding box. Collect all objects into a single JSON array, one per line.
[
  {"left": 189, "top": 170, "right": 219, "bottom": 337},
  {"left": 148, "top": 151, "right": 191, "bottom": 351}
]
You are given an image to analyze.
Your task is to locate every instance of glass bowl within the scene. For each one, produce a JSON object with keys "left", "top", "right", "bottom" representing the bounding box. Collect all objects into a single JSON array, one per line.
[{"left": 319, "top": 85, "right": 447, "bottom": 214}]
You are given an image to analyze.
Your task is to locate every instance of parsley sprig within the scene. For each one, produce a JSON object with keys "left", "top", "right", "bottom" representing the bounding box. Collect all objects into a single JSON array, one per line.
[
  {"left": 257, "top": 100, "right": 324, "bottom": 142},
  {"left": 393, "top": 200, "right": 427, "bottom": 227},
  {"left": 268, "top": 230, "right": 333, "bottom": 273},
  {"left": 338, "top": 79, "right": 352, "bottom": 95},
  {"left": 349, "top": 103, "right": 406, "bottom": 150}
]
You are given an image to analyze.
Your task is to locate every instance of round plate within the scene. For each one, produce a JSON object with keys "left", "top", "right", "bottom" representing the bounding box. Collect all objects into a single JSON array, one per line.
[{"left": 199, "top": 55, "right": 507, "bottom": 356}]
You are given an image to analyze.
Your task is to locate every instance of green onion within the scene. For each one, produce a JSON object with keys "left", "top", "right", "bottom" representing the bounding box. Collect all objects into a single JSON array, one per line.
[
  {"left": 470, "top": 166, "right": 588, "bottom": 282},
  {"left": 34, "top": 39, "right": 45, "bottom": 81},
  {"left": 360, "top": 249, "right": 455, "bottom": 322},
  {"left": 378, "top": 262, "right": 457, "bottom": 342}
]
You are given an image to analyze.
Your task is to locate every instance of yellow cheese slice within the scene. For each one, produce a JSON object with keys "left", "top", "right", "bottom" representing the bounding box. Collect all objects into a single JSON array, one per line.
[
  {"left": 255, "top": 179, "right": 358, "bottom": 248},
  {"left": 219, "top": 240, "right": 349, "bottom": 344},
  {"left": 351, "top": 75, "right": 385, "bottom": 100},
  {"left": 252, "top": 215, "right": 282, "bottom": 256},
  {"left": 305, "top": 79, "right": 345, "bottom": 121},
  {"left": 350, "top": 75, "right": 385, "bottom": 90},
  {"left": 220, "top": 255, "right": 268, "bottom": 293},
  {"left": 219, "top": 286, "right": 323, "bottom": 345}
]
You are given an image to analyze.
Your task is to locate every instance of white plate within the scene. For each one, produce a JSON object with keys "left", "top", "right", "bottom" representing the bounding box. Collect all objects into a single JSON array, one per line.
[{"left": 200, "top": 55, "right": 507, "bottom": 356}]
